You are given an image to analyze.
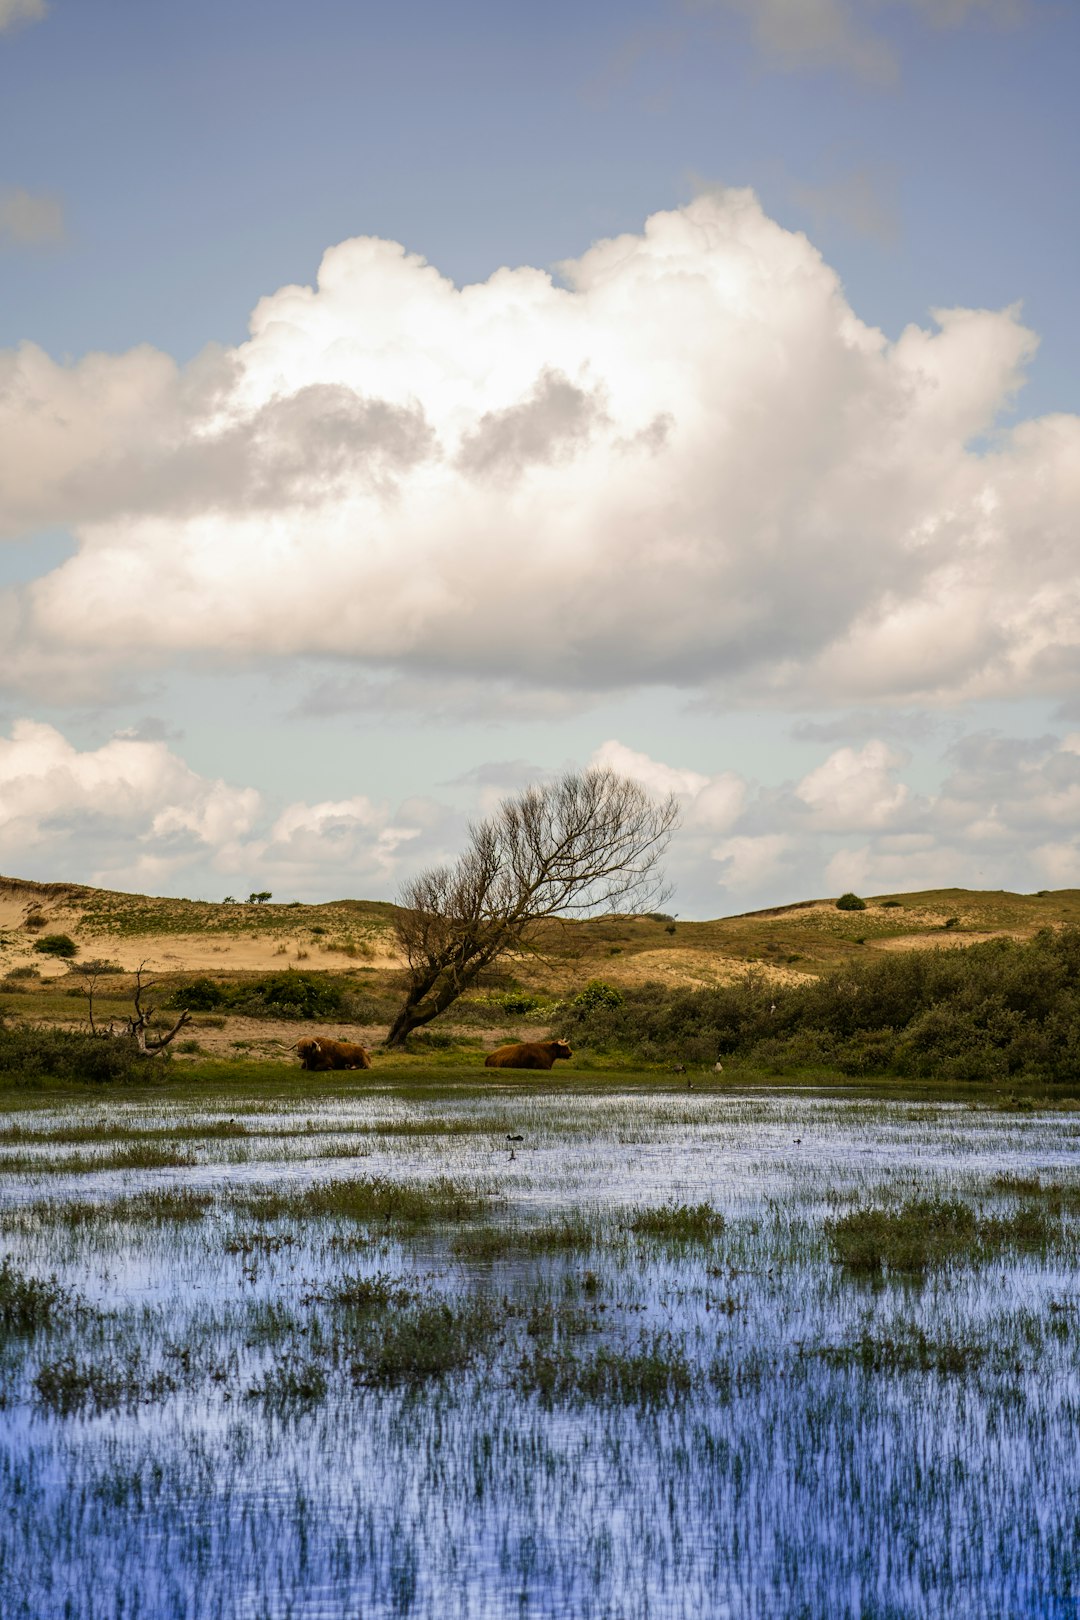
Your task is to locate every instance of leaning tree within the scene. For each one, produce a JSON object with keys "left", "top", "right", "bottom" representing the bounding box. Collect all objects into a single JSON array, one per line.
[{"left": 385, "top": 768, "right": 678, "bottom": 1049}]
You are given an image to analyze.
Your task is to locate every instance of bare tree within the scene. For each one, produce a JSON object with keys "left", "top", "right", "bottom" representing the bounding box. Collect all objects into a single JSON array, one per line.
[
  {"left": 385, "top": 768, "right": 678, "bottom": 1049},
  {"left": 75, "top": 961, "right": 191, "bottom": 1055}
]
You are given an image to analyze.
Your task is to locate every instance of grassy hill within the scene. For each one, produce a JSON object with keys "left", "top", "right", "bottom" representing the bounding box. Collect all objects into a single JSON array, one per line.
[
  {"left": 2, "top": 872, "right": 1078, "bottom": 998},
  {"left": 3, "top": 875, "right": 1080, "bottom": 1069}
]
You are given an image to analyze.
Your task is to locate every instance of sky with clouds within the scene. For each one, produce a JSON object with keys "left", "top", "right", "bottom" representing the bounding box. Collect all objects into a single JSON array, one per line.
[{"left": 0, "top": 0, "right": 1077, "bottom": 913}]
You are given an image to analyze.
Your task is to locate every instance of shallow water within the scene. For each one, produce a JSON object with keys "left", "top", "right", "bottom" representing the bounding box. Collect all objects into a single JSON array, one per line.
[{"left": 0, "top": 1088, "right": 1077, "bottom": 1618}]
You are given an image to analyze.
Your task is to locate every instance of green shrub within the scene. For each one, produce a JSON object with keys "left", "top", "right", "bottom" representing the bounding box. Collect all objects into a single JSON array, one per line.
[
  {"left": 572, "top": 980, "right": 625, "bottom": 1014},
  {"left": 835, "top": 893, "right": 867, "bottom": 912},
  {"left": 33, "top": 933, "right": 78, "bottom": 959},
  {"left": 0, "top": 1024, "right": 145, "bottom": 1085},
  {"left": 232, "top": 971, "right": 345, "bottom": 1020},
  {"left": 561, "top": 928, "right": 1080, "bottom": 1083},
  {"left": 166, "top": 976, "right": 227, "bottom": 1011}
]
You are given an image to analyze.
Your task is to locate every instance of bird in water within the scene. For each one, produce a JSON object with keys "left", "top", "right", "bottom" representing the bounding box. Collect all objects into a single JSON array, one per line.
[{"left": 506, "top": 1132, "right": 523, "bottom": 1161}]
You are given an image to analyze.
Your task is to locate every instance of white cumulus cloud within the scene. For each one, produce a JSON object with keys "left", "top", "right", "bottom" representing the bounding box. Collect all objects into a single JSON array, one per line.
[
  {"left": 0, "top": 720, "right": 438, "bottom": 901},
  {"left": 0, "top": 189, "right": 1076, "bottom": 713},
  {"left": 796, "top": 740, "right": 910, "bottom": 830}
]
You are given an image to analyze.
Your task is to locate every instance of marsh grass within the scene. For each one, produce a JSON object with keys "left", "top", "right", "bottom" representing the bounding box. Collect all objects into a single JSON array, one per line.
[
  {"left": 1, "top": 1085, "right": 1076, "bottom": 1619},
  {"left": 301, "top": 1272, "right": 418, "bottom": 1312},
  {"left": 811, "top": 1325, "right": 992, "bottom": 1376},
  {"left": 34, "top": 1188, "right": 215, "bottom": 1227},
  {"left": 237, "top": 1175, "right": 489, "bottom": 1227},
  {"left": 520, "top": 1334, "right": 696, "bottom": 1407},
  {"left": 33, "top": 1352, "right": 177, "bottom": 1414},
  {"left": 223, "top": 1229, "right": 296, "bottom": 1256},
  {"left": 0, "top": 1117, "right": 248, "bottom": 1147},
  {"left": 827, "top": 1195, "right": 1061, "bottom": 1274},
  {"left": 627, "top": 1201, "right": 726, "bottom": 1242},
  {"left": 0, "top": 1257, "right": 71, "bottom": 1336},
  {"left": 0, "top": 1141, "right": 199, "bottom": 1174},
  {"left": 245, "top": 1356, "right": 328, "bottom": 1406},
  {"left": 450, "top": 1212, "right": 600, "bottom": 1261},
  {"left": 989, "top": 1172, "right": 1080, "bottom": 1213},
  {"left": 355, "top": 1299, "right": 501, "bottom": 1385}
]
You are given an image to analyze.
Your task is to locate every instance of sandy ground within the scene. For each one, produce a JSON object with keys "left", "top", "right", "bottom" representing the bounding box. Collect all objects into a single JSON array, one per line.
[
  {"left": 867, "top": 931, "right": 1027, "bottom": 952},
  {"left": 599, "top": 947, "right": 814, "bottom": 989}
]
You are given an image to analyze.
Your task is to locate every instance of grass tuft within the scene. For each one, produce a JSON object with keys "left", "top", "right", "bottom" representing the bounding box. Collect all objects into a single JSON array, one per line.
[
  {"left": 827, "top": 1195, "right": 1060, "bottom": 1275},
  {"left": 627, "top": 1201, "right": 726, "bottom": 1243},
  {"left": 519, "top": 1335, "right": 695, "bottom": 1407},
  {"left": 0, "top": 1257, "right": 71, "bottom": 1337},
  {"left": 238, "top": 1175, "right": 488, "bottom": 1226},
  {"left": 355, "top": 1299, "right": 500, "bottom": 1385}
]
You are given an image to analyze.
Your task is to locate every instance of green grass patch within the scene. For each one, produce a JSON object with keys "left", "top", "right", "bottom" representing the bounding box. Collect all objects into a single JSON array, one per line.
[
  {"left": 355, "top": 1299, "right": 500, "bottom": 1385},
  {"left": 1, "top": 1141, "right": 199, "bottom": 1174},
  {"left": 237, "top": 1175, "right": 489, "bottom": 1227},
  {"left": 301, "top": 1272, "right": 419, "bottom": 1312},
  {"left": 33, "top": 1353, "right": 177, "bottom": 1414},
  {"left": 827, "top": 1195, "right": 1060, "bottom": 1275},
  {"left": 451, "top": 1213, "right": 600, "bottom": 1261},
  {"left": 627, "top": 1201, "right": 726, "bottom": 1243},
  {"left": 811, "top": 1325, "right": 991, "bottom": 1375},
  {"left": 245, "top": 1356, "right": 328, "bottom": 1406},
  {"left": 519, "top": 1335, "right": 695, "bottom": 1407},
  {"left": 31, "top": 1188, "right": 216, "bottom": 1227},
  {"left": 0, "top": 1257, "right": 72, "bottom": 1337}
]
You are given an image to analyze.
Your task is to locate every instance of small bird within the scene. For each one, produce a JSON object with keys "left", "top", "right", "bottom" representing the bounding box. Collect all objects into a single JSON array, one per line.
[{"left": 506, "top": 1133, "right": 524, "bottom": 1143}]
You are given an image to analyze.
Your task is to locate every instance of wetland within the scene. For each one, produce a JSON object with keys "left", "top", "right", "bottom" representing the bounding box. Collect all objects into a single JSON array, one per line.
[{"left": 0, "top": 1071, "right": 1077, "bottom": 1618}]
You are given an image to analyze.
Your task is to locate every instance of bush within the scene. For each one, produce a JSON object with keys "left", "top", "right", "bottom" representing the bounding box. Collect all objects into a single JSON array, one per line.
[
  {"left": 237, "top": 971, "right": 345, "bottom": 1020},
  {"left": 561, "top": 928, "right": 1080, "bottom": 1083},
  {"left": 33, "top": 933, "right": 78, "bottom": 959},
  {"left": 835, "top": 893, "right": 867, "bottom": 912},
  {"left": 0, "top": 1025, "right": 145, "bottom": 1085},
  {"left": 166, "top": 977, "right": 227, "bottom": 1012},
  {"left": 571, "top": 980, "right": 625, "bottom": 1014},
  {"left": 165, "top": 970, "right": 354, "bottom": 1020}
]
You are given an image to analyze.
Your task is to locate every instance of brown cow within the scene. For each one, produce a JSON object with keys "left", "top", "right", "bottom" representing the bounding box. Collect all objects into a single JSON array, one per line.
[
  {"left": 484, "top": 1040, "right": 572, "bottom": 1071},
  {"left": 296, "top": 1037, "right": 372, "bottom": 1072}
]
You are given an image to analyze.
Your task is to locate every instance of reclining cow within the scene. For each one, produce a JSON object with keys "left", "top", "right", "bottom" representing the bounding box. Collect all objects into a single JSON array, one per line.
[
  {"left": 484, "top": 1040, "right": 572, "bottom": 1071},
  {"left": 296, "top": 1037, "right": 372, "bottom": 1071}
]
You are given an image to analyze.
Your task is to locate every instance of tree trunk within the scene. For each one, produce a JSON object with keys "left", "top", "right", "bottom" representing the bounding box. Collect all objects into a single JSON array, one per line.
[{"left": 384, "top": 965, "right": 483, "bottom": 1049}]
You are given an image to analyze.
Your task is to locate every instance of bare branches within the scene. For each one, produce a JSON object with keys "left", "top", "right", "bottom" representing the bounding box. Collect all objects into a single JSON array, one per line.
[
  {"left": 387, "top": 768, "right": 678, "bottom": 1047},
  {"left": 126, "top": 964, "right": 191, "bottom": 1054}
]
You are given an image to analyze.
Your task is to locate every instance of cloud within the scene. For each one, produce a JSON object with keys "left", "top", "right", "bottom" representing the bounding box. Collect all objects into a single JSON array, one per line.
[
  {"left": 597, "top": 730, "right": 1080, "bottom": 911},
  {"left": 0, "top": 0, "right": 46, "bottom": 35},
  {"left": 0, "top": 719, "right": 440, "bottom": 901},
  {"left": 0, "top": 190, "right": 1076, "bottom": 712},
  {"left": 790, "top": 167, "right": 899, "bottom": 246},
  {"left": 0, "top": 188, "right": 64, "bottom": 247},
  {"left": 699, "top": 0, "right": 1026, "bottom": 79},
  {"left": 711, "top": 834, "right": 794, "bottom": 893},
  {"left": 796, "top": 739, "right": 910, "bottom": 830},
  {"left": 790, "top": 710, "right": 945, "bottom": 745}
]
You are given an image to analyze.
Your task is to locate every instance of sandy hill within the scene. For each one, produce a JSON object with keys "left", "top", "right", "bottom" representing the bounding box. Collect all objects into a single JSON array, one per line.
[{"left": 3, "top": 874, "right": 1079, "bottom": 995}]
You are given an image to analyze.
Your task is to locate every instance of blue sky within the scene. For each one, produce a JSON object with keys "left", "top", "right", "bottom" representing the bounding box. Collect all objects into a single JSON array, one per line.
[{"left": 1, "top": 0, "right": 1078, "bottom": 912}]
